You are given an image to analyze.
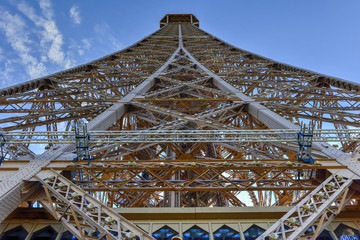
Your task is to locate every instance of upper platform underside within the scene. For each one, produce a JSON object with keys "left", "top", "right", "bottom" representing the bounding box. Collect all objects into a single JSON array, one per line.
[{"left": 160, "top": 14, "right": 199, "bottom": 28}]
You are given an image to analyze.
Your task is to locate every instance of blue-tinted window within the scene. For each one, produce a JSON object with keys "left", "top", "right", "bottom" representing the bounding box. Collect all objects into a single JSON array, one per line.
[
  {"left": 243, "top": 225, "right": 265, "bottom": 240},
  {"left": 30, "top": 226, "right": 57, "bottom": 240},
  {"left": 60, "top": 231, "right": 78, "bottom": 240},
  {"left": 183, "top": 225, "right": 209, "bottom": 240},
  {"left": 316, "top": 230, "right": 334, "bottom": 240},
  {"left": 305, "top": 226, "right": 315, "bottom": 235},
  {"left": 153, "top": 226, "right": 178, "bottom": 240},
  {"left": 304, "top": 226, "right": 334, "bottom": 240},
  {"left": 335, "top": 224, "right": 360, "bottom": 239},
  {"left": 91, "top": 231, "right": 100, "bottom": 238},
  {"left": 0, "top": 225, "right": 28, "bottom": 240},
  {"left": 109, "top": 231, "right": 118, "bottom": 237},
  {"left": 213, "top": 225, "right": 240, "bottom": 240}
]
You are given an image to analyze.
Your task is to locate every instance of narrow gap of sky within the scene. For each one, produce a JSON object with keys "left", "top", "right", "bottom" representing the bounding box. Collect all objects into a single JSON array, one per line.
[{"left": 0, "top": 0, "right": 359, "bottom": 88}]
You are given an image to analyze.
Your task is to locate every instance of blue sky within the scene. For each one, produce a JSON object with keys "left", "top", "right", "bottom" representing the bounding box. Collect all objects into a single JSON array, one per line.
[{"left": 0, "top": 0, "right": 360, "bottom": 88}]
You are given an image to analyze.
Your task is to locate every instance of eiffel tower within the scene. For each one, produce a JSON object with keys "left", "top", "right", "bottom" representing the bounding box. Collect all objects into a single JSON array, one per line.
[{"left": 0, "top": 14, "right": 359, "bottom": 240}]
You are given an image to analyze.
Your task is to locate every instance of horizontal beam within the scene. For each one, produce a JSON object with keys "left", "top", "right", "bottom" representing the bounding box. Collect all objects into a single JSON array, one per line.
[
  {"left": 80, "top": 186, "right": 317, "bottom": 192},
  {"left": 43, "top": 164, "right": 346, "bottom": 171},
  {"left": 44, "top": 161, "right": 334, "bottom": 193},
  {"left": 3, "top": 129, "right": 359, "bottom": 144}
]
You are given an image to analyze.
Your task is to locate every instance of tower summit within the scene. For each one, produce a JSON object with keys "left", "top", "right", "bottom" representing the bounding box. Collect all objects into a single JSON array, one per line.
[{"left": 0, "top": 14, "right": 359, "bottom": 240}]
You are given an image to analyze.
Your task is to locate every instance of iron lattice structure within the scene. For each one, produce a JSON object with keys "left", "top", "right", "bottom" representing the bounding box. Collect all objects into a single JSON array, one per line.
[{"left": 0, "top": 14, "right": 359, "bottom": 239}]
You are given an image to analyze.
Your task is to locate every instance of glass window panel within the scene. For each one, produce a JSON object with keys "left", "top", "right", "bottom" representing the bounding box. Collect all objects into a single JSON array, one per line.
[
  {"left": 243, "top": 225, "right": 265, "bottom": 240},
  {"left": 152, "top": 226, "right": 179, "bottom": 240},
  {"left": 316, "top": 229, "right": 334, "bottom": 240},
  {"left": 304, "top": 226, "right": 334, "bottom": 240},
  {"left": 213, "top": 225, "right": 240, "bottom": 240},
  {"left": 60, "top": 231, "right": 78, "bottom": 240},
  {"left": 183, "top": 225, "right": 209, "bottom": 240},
  {"left": 335, "top": 224, "right": 360, "bottom": 240},
  {"left": 30, "top": 226, "right": 57, "bottom": 240},
  {"left": 0, "top": 225, "right": 28, "bottom": 240}
]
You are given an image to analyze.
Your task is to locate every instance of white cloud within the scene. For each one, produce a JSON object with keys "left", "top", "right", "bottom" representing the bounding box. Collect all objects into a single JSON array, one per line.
[
  {"left": 82, "top": 38, "right": 91, "bottom": 48},
  {"left": 78, "top": 38, "right": 91, "bottom": 56},
  {"left": 0, "top": 59, "right": 16, "bottom": 86},
  {"left": 69, "top": 38, "right": 91, "bottom": 57},
  {"left": 94, "top": 22, "right": 122, "bottom": 50},
  {"left": 39, "top": 0, "right": 53, "bottom": 18},
  {"left": 78, "top": 49, "right": 84, "bottom": 56},
  {"left": 17, "top": 0, "right": 74, "bottom": 69},
  {"left": 0, "top": 47, "right": 3, "bottom": 61},
  {"left": 69, "top": 5, "right": 81, "bottom": 25},
  {"left": 0, "top": 10, "right": 47, "bottom": 79}
]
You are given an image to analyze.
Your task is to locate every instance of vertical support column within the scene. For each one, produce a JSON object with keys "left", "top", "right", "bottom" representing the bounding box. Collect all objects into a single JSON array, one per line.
[
  {"left": 0, "top": 134, "right": 5, "bottom": 166},
  {"left": 170, "top": 175, "right": 176, "bottom": 207},
  {"left": 297, "top": 122, "right": 314, "bottom": 163},
  {"left": 74, "top": 121, "right": 91, "bottom": 164}
]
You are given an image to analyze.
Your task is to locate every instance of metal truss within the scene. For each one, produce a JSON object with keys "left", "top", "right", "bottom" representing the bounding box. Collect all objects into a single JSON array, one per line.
[
  {"left": 37, "top": 159, "right": 347, "bottom": 208},
  {"left": 1, "top": 128, "right": 360, "bottom": 145},
  {"left": 53, "top": 161, "right": 331, "bottom": 191},
  {"left": 36, "top": 170, "right": 153, "bottom": 240},
  {"left": 256, "top": 174, "right": 353, "bottom": 240},
  {"left": 3, "top": 127, "right": 360, "bottom": 144},
  {"left": 181, "top": 23, "right": 360, "bottom": 151},
  {"left": 0, "top": 14, "right": 359, "bottom": 231}
]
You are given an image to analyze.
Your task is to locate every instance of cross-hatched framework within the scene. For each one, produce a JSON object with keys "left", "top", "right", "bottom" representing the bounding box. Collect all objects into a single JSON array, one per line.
[
  {"left": 0, "top": 14, "right": 359, "bottom": 240},
  {"left": 36, "top": 170, "right": 153, "bottom": 240}
]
